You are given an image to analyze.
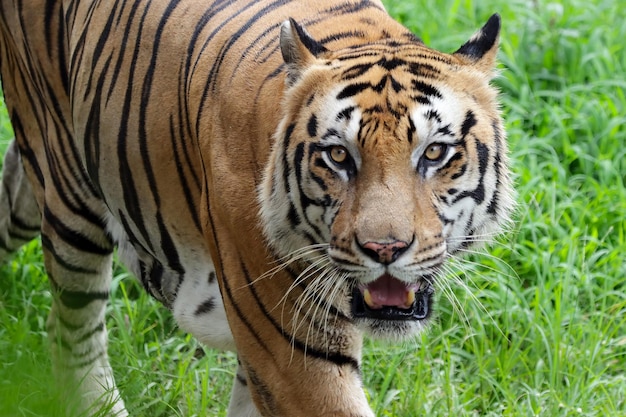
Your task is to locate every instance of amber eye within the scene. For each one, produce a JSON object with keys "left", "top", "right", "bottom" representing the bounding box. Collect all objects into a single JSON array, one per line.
[
  {"left": 424, "top": 143, "right": 446, "bottom": 162},
  {"left": 330, "top": 146, "right": 348, "bottom": 164}
]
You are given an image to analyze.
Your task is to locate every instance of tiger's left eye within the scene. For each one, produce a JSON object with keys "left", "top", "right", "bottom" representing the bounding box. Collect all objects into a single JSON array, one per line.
[
  {"left": 330, "top": 146, "right": 348, "bottom": 164},
  {"left": 423, "top": 143, "right": 446, "bottom": 162}
]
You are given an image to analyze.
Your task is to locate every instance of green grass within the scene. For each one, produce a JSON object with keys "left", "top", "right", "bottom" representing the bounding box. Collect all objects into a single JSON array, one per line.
[{"left": 1, "top": 0, "right": 626, "bottom": 415}]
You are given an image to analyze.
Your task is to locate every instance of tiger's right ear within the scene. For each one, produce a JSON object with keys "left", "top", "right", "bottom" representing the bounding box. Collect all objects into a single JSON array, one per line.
[
  {"left": 453, "top": 14, "right": 501, "bottom": 76},
  {"left": 280, "top": 18, "right": 328, "bottom": 85}
]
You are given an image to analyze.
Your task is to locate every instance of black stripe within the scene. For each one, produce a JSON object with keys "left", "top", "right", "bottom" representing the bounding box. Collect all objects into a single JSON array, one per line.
[
  {"left": 486, "top": 120, "right": 504, "bottom": 215},
  {"left": 41, "top": 75, "right": 99, "bottom": 198},
  {"left": 146, "top": 260, "right": 166, "bottom": 301},
  {"left": 411, "top": 79, "right": 442, "bottom": 99},
  {"left": 46, "top": 148, "right": 105, "bottom": 230},
  {"left": 116, "top": 1, "right": 154, "bottom": 252},
  {"left": 56, "top": 287, "right": 109, "bottom": 310},
  {"left": 43, "top": 0, "right": 57, "bottom": 55},
  {"left": 236, "top": 371, "right": 248, "bottom": 386},
  {"left": 407, "top": 117, "right": 416, "bottom": 144},
  {"left": 461, "top": 110, "right": 477, "bottom": 138},
  {"left": 377, "top": 56, "right": 406, "bottom": 71},
  {"left": 337, "top": 82, "right": 369, "bottom": 100},
  {"left": 215, "top": 268, "right": 272, "bottom": 354},
  {"left": 281, "top": 124, "right": 295, "bottom": 195},
  {"left": 311, "top": 162, "right": 330, "bottom": 193},
  {"left": 84, "top": 1, "right": 119, "bottom": 99},
  {"left": 169, "top": 115, "right": 202, "bottom": 231},
  {"left": 318, "top": 30, "right": 366, "bottom": 46},
  {"left": 105, "top": 1, "right": 142, "bottom": 103},
  {"left": 75, "top": 321, "right": 105, "bottom": 344},
  {"left": 436, "top": 152, "right": 463, "bottom": 175},
  {"left": 83, "top": 54, "right": 112, "bottom": 195},
  {"left": 451, "top": 163, "right": 467, "bottom": 180},
  {"left": 175, "top": 87, "right": 202, "bottom": 192},
  {"left": 43, "top": 206, "right": 112, "bottom": 256},
  {"left": 41, "top": 234, "right": 100, "bottom": 275},
  {"left": 294, "top": 142, "right": 324, "bottom": 238},
  {"left": 316, "top": 0, "right": 385, "bottom": 23},
  {"left": 336, "top": 106, "right": 355, "bottom": 121},
  {"left": 453, "top": 141, "right": 488, "bottom": 205},
  {"left": 307, "top": 114, "right": 318, "bottom": 137},
  {"left": 56, "top": 3, "right": 70, "bottom": 94},
  {"left": 412, "top": 95, "right": 431, "bottom": 105},
  {"left": 138, "top": 0, "right": 181, "bottom": 214},
  {"left": 287, "top": 204, "right": 300, "bottom": 227},
  {"left": 57, "top": 315, "right": 82, "bottom": 332},
  {"left": 10, "top": 116, "right": 45, "bottom": 188},
  {"left": 409, "top": 62, "right": 441, "bottom": 77},
  {"left": 156, "top": 212, "right": 185, "bottom": 274},
  {"left": 245, "top": 363, "right": 279, "bottom": 415},
  {"left": 194, "top": 298, "right": 216, "bottom": 315},
  {"left": 206, "top": 185, "right": 272, "bottom": 354},
  {"left": 67, "top": 350, "right": 107, "bottom": 370},
  {"left": 342, "top": 63, "right": 373, "bottom": 80}
]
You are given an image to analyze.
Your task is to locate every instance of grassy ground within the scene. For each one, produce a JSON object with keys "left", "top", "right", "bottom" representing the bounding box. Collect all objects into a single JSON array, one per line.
[{"left": 1, "top": 0, "right": 625, "bottom": 416}]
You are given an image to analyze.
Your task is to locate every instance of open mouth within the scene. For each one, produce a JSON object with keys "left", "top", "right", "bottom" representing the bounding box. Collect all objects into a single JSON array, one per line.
[{"left": 351, "top": 274, "right": 433, "bottom": 321}]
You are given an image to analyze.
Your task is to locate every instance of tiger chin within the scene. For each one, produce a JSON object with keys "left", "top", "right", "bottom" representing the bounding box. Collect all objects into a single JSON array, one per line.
[{"left": 0, "top": 0, "right": 513, "bottom": 416}]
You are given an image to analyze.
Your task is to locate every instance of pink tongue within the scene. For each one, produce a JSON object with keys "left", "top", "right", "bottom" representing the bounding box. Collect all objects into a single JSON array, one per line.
[{"left": 366, "top": 274, "right": 411, "bottom": 308}]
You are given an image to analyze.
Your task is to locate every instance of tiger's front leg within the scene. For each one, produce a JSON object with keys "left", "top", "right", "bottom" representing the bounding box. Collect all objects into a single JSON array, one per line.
[
  {"left": 171, "top": 267, "right": 261, "bottom": 416},
  {"left": 40, "top": 203, "right": 127, "bottom": 416},
  {"left": 112, "top": 217, "right": 258, "bottom": 415}
]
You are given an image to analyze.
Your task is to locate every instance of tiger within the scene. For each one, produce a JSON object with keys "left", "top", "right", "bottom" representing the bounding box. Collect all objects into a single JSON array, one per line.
[{"left": 0, "top": 0, "right": 514, "bottom": 415}]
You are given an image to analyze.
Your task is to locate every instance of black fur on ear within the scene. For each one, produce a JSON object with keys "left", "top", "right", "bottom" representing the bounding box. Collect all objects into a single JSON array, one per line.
[
  {"left": 453, "top": 14, "right": 501, "bottom": 72},
  {"left": 280, "top": 18, "right": 328, "bottom": 85}
]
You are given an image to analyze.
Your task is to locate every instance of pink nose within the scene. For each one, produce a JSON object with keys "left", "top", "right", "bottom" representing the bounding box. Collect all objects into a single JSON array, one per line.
[{"left": 359, "top": 240, "right": 410, "bottom": 265}]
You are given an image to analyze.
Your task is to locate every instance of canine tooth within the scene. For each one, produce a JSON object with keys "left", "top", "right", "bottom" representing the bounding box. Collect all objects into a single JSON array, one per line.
[
  {"left": 363, "top": 288, "right": 373, "bottom": 307},
  {"left": 406, "top": 289, "right": 416, "bottom": 305}
]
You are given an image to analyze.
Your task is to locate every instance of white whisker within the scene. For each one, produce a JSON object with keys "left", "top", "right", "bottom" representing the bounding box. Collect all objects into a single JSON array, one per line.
[
  {"left": 438, "top": 262, "right": 506, "bottom": 339},
  {"left": 449, "top": 250, "right": 520, "bottom": 283},
  {"left": 244, "top": 243, "right": 330, "bottom": 288}
]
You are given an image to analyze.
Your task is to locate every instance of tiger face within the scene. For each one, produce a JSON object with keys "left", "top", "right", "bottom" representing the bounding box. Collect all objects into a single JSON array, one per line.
[{"left": 260, "top": 17, "right": 513, "bottom": 341}]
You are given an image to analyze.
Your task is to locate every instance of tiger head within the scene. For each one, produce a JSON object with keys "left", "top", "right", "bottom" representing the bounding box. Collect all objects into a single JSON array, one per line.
[{"left": 259, "top": 14, "right": 513, "bottom": 341}]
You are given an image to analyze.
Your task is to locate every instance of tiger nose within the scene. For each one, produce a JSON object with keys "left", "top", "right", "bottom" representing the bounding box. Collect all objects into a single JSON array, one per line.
[{"left": 358, "top": 239, "right": 410, "bottom": 265}]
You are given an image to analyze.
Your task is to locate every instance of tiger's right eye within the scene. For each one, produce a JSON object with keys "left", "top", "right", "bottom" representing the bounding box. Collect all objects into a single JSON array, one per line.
[
  {"left": 329, "top": 146, "right": 348, "bottom": 164},
  {"left": 323, "top": 145, "right": 356, "bottom": 178}
]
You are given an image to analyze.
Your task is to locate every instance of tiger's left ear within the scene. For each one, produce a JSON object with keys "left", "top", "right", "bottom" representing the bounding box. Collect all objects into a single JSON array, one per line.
[
  {"left": 280, "top": 18, "right": 328, "bottom": 85},
  {"left": 453, "top": 14, "right": 501, "bottom": 76}
]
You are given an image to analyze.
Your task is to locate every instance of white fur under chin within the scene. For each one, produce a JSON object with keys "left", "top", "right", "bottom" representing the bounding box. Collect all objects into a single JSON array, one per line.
[{"left": 358, "top": 317, "right": 431, "bottom": 342}]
